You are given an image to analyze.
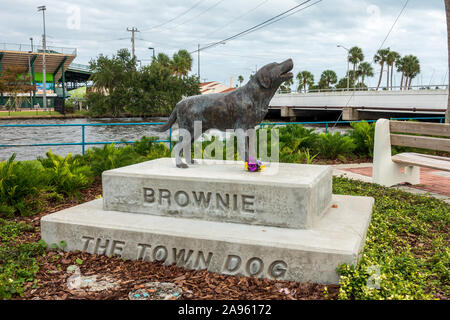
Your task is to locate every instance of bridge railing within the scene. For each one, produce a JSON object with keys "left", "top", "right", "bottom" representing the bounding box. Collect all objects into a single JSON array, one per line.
[
  {"left": 0, "top": 117, "right": 446, "bottom": 157},
  {"left": 278, "top": 84, "right": 449, "bottom": 94},
  {"left": 0, "top": 43, "right": 77, "bottom": 55}
]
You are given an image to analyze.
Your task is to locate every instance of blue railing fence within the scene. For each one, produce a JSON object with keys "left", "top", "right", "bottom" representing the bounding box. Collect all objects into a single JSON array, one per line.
[
  {"left": 0, "top": 117, "right": 445, "bottom": 155},
  {"left": 0, "top": 122, "right": 172, "bottom": 155}
]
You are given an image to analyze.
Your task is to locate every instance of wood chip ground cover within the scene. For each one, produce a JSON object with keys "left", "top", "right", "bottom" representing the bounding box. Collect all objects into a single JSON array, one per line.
[{"left": 1, "top": 176, "right": 449, "bottom": 300}]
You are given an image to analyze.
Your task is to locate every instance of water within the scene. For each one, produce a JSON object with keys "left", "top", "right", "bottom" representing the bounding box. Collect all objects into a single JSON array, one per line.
[
  {"left": 0, "top": 117, "right": 170, "bottom": 161},
  {"left": 0, "top": 117, "right": 350, "bottom": 161}
]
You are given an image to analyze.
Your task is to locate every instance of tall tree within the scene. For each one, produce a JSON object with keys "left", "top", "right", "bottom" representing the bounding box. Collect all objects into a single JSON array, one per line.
[
  {"left": 396, "top": 56, "right": 406, "bottom": 90},
  {"left": 374, "top": 48, "right": 390, "bottom": 90},
  {"left": 357, "top": 62, "right": 374, "bottom": 88},
  {"left": 319, "top": 70, "right": 338, "bottom": 88},
  {"left": 237, "top": 75, "right": 244, "bottom": 87},
  {"left": 445, "top": 0, "right": 450, "bottom": 122},
  {"left": 386, "top": 50, "right": 400, "bottom": 90},
  {"left": 296, "top": 70, "right": 314, "bottom": 93},
  {"left": 0, "top": 66, "right": 35, "bottom": 115},
  {"left": 403, "top": 55, "right": 420, "bottom": 89},
  {"left": 280, "top": 78, "right": 294, "bottom": 93},
  {"left": 348, "top": 46, "right": 364, "bottom": 87},
  {"left": 172, "top": 49, "right": 193, "bottom": 78}
]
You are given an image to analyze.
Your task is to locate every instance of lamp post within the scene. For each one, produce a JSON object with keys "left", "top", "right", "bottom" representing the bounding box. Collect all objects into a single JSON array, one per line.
[
  {"left": 148, "top": 47, "right": 155, "bottom": 60},
  {"left": 337, "top": 44, "right": 350, "bottom": 91},
  {"left": 38, "top": 5, "right": 47, "bottom": 110}
]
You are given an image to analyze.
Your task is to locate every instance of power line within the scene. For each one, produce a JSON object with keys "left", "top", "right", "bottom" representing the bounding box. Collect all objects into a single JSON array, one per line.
[
  {"left": 190, "top": 0, "right": 318, "bottom": 54},
  {"left": 165, "top": 0, "right": 226, "bottom": 31},
  {"left": 201, "top": 0, "right": 270, "bottom": 38},
  {"left": 141, "top": 0, "right": 206, "bottom": 32},
  {"left": 239, "top": 0, "right": 322, "bottom": 37}
]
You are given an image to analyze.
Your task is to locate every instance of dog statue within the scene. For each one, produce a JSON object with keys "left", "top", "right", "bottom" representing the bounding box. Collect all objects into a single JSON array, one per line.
[{"left": 155, "top": 59, "right": 294, "bottom": 168}]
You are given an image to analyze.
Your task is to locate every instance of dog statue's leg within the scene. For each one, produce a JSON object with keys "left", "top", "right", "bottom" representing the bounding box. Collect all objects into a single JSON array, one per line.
[
  {"left": 175, "top": 135, "right": 189, "bottom": 169},
  {"left": 245, "top": 135, "right": 249, "bottom": 163}
]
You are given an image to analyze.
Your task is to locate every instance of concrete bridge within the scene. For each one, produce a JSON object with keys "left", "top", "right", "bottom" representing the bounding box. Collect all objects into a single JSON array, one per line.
[{"left": 268, "top": 89, "right": 448, "bottom": 120}]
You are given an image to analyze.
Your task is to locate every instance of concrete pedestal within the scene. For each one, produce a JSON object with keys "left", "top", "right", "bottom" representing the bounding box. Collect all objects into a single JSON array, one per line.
[
  {"left": 41, "top": 195, "right": 373, "bottom": 284},
  {"left": 40, "top": 158, "right": 374, "bottom": 284}
]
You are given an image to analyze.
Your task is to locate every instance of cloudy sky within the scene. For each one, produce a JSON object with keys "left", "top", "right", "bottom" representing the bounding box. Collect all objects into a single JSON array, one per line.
[{"left": 1, "top": 0, "right": 447, "bottom": 89}]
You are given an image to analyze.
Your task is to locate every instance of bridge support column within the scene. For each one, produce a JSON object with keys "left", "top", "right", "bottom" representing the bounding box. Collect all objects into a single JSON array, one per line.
[
  {"left": 280, "top": 106, "right": 296, "bottom": 121},
  {"left": 342, "top": 107, "right": 359, "bottom": 121}
]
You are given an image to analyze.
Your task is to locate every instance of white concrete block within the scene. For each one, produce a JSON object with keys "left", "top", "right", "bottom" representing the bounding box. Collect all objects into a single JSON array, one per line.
[
  {"left": 41, "top": 195, "right": 374, "bottom": 285},
  {"left": 102, "top": 158, "right": 332, "bottom": 229}
]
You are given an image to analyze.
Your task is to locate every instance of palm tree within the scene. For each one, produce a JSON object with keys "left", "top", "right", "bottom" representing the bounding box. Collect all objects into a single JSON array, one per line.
[
  {"left": 357, "top": 62, "right": 374, "bottom": 88},
  {"left": 320, "top": 70, "right": 338, "bottom": 88},
  {"left": 296, "top": 70, "right": 314, "bottom": 93},
  {"left": 386, "top": 50, "right": 400, "bottom": 90},
  {"left": 237, "top": 75, "right": 244, "bottom": 87},
  {"left": 348, "top": 46, "right": 364, "bottom": 87},
  {"left": 445, "top": 0, "right": 450, "bottom": 123},
  {"left": 396, "top": 56, "right": 406, "bottom": 90},
  {"left": 402, "top": 55, "right": 420, "bottom": 90},
  {"left": 280, "top": 78, "right": 294, "bottom": 93},
  {"left": 172, "top": 49, "right": 193, "bottom": 78},
  {"left": 374, "top": 48, "right": 390, "bottom": 90}
]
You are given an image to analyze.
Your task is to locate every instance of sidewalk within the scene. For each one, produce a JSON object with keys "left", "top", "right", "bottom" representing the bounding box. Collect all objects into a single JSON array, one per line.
[{"left": 332, "top": 163, "right": 450, "bottom": 203}]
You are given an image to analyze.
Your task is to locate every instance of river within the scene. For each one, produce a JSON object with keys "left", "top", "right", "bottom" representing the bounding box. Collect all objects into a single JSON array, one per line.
[{"left": 0, "top": 117, "right": 349, "bottom": 161}]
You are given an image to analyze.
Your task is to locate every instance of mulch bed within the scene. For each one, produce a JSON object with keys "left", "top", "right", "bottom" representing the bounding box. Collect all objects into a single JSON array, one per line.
[{"left": 12, "top": 179, "right": 340, "bottom": 300}]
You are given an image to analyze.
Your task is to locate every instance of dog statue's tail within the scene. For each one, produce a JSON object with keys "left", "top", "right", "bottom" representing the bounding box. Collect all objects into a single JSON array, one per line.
[{"left": 154, "top": 107, "right": 177, "bottom": 132}]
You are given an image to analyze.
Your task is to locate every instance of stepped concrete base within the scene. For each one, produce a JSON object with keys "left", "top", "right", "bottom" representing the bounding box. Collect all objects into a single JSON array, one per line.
[
  {"left": 102, "top": 158, "right": 332, "bottom": 229},
  {"left": 41, "top": 194, "right": 374, "bottom": 284}
]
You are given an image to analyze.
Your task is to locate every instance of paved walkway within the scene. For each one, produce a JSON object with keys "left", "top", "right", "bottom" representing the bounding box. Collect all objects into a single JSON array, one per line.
[{"left": 332, "top": 163, "right": 450, "bottom": 203}]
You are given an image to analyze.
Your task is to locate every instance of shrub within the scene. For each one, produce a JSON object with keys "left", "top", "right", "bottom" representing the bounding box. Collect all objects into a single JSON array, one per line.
[
  {"left": 349, "top": 121, "right": 375, "bottom": 157},
  {"left": 317, "top": 132, "right": 356, "bottom": 160},
  {"left": 38, "top": 150, "right": 94, "bottom": 197},
  {"left": 80, "top": 143, "right": 145, "bottom": 177},
  {"left": 278, "top": 124, "right": 319, "bottom": 153},
  {"left": 0, "top": 154, "right": 50, "bottom": 217}
]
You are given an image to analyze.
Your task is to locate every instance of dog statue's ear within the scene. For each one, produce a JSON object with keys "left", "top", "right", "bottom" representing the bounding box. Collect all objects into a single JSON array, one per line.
[{"left": 257, "top": 69, "right": 271, "bottom": 89}]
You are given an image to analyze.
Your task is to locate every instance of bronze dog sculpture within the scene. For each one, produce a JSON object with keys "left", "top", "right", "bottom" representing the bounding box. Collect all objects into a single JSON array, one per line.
[{"left": 155, "top": 59, "right": 294, "bottom": 168}]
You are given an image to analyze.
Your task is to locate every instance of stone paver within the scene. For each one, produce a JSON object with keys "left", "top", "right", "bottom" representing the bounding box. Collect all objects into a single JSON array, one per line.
[{"left": 335, "top": 164, "right": 450, "bottom": 202}]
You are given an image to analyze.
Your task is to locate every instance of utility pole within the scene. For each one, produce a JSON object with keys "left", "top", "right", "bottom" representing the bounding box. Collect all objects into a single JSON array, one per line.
[
  {"left": 198, "top": 44, "right": 200, "bottom": 79},
  {"left": 337, "top": 44, "right": 350, "bottom": 91},
  {"left": 38, "top": 5, "right": 47, "bottom": 110},
  {"left": 127, "top": 27, "right": 139, "bottom": 59}
]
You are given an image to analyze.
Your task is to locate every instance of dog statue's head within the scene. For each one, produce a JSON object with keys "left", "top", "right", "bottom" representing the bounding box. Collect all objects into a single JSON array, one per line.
[{"left": 255, "top": 59, "right": 294, "bottom": 90}]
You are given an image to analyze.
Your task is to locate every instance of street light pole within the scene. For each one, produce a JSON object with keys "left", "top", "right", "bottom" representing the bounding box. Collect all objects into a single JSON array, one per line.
[
  {"left": 337, "top": 44, "right": 350, "bottom": 91},
  {"left": 148, "top": 47, "right": 155, "bottom": 60},
  {"left": 38, "top": 5, "right": 47, "bottom": 110}
]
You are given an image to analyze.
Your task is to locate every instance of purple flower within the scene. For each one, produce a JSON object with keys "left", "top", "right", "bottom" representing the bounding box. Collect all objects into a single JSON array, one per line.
[{"left": 247, "top": 163, "right": 258, "bottom": 172}]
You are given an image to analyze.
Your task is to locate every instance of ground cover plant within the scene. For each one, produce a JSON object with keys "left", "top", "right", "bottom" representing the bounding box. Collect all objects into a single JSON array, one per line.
[{"left": 0, "top": 127, "right": 448, "bottom": 300}]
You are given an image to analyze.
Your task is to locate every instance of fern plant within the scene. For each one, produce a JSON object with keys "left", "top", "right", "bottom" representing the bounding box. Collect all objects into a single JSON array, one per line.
[
  {"left": 0, "top": 154, "right": 49, "bottom": 217},
  {"left": 350, "top": 121, "right": 375, "bottom": 157},
  {"left": 317, "top": 132, "right": 356, "bottom": 160},
  {"left": 38, "top": 150, "right": 93, "bottom": 197}
]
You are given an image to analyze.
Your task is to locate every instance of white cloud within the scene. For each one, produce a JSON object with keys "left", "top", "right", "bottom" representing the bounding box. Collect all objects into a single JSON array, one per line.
[{"left": 0, "top": 0, "right": 447, "bottom": 88}]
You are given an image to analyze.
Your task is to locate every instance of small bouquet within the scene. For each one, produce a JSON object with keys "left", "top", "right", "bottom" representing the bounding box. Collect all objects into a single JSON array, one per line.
[{"left": 245, "top": 157, "right": 265, "bottom": 172}]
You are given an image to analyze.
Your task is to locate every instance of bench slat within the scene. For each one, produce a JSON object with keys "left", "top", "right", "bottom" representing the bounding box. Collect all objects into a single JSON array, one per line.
[
  {"left": 390, "top": 134, "right": 450, "bottom": 152},
  {"left": 390, "top": 120, "right": 450, "bottom": 137},
  {"left": 392, "top": 152, "right": 450, "bottom": 171}
]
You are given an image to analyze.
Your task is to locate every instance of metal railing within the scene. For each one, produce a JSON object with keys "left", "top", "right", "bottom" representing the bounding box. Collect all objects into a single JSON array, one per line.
[
  {"left": 0, "top": 117, "right": 445, "bottom": 155},
  {"left": 277, "top": 84, "right": 449, "bottom": 94},
  {"left": 0, "top": 122, "right": 172, "bottom": 155},
  {"left": 259, "top": 117, "right": 446, "bottom": 132},
  {"left": 0, "top": 42, "right": 77, "bottom": 55}
]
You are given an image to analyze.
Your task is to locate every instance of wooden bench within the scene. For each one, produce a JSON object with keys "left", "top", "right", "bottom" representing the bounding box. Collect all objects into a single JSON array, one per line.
[{"left": 373, "top": 119, "right": 450, "bottom": 187}]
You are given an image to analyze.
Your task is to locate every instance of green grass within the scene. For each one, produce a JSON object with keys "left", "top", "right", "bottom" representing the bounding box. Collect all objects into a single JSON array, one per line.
[{"left": 0, "top": 111, "right": 62, "bottom": 117}]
